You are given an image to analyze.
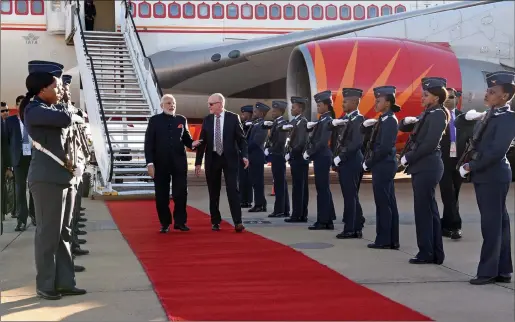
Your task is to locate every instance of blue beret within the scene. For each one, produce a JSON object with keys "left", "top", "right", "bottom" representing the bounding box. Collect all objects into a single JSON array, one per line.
[
  {"left": 255, "top": 102, "right": 270, "bottom": 112},
  {"left": 240, "top": 105, "right": 253, "bottom": 113},
  {"left": 272, "top": 100, "right": 287, "bottom": 110},
  {"left": 28, "top": 60, "right": 64, "bottom": 78},
  {"left": 421, "top": 77, "right": 447, "bottom": 90},
  {"left": 62, "top": 74, "right": 72, "bottom": 85},
  {"left": 486, "top": 71, "right": 515, "bottom": 88},
  {"left": 342, "top": 88, "right": 363, "bottom": 98},
  {"left": 374, "top": 86, "right": 396, "bottom": 98},
  {"left": 314, "top": 90, "right": 332, "bottom": 103},
  {"left": 290, "top": 96, "right": 308, "bottom": 104}
]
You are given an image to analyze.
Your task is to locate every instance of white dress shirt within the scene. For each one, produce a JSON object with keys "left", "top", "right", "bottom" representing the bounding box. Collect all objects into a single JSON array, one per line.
[{"left": 213, "top": 110, "right": 225, "bottom": 152}]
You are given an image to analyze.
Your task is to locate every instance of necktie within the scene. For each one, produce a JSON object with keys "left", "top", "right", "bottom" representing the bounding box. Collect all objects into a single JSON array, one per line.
[
  {"left": 215, "top": 115, "right": 223, "bottom": 155},
  {"left": 450, "top": 110, "right": 456, "bottom": 143}
]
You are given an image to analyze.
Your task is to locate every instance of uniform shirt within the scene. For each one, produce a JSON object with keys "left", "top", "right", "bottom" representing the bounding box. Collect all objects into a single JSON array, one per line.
[{"left": 363, "top": 110, "right": 398, "bottom": 169}]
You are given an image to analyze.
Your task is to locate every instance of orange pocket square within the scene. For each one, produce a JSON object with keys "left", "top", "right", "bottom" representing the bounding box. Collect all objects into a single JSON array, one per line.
[{"left": 177, "top": 124, "right": 183, "bottom": 129}]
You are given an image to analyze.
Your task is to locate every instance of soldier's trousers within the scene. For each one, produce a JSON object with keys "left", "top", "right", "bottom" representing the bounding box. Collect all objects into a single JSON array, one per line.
[
  {"left": 474, "top": 182, "right": 513, "bottom": 277},
  {"left": 372, "top": 162, "right": 399, "bottom": 246},
  {"left": 30, "top": 182, "right": 76, "bottom": 292},
  {"left": 338, "top": 160, "right": 364, "bottom": 232},
  {"left": 290, "top": 159, "right": 309, "bottom": 219},
  {"left": 412, "top": 170, "right": 445, "bottom": 264},
  {"left": 313, "top": 154, "right": 336, "bottom": 224},
  {"left": 270, "top": 155, "right": 290, "bottom": 215},
  {"left": 71, "top": 180, "right": 83, "bottom": 248},
  {"left": 249, "top": 153, "right": 266, "bottom": 207},
  {"left": 238, "top": 161, "right": 253, "bottom": 204}
]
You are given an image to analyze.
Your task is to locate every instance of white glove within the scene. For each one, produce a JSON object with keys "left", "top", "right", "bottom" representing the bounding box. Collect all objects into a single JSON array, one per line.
[
  {"left": 333, "top": 156, "right": 341, "bottom": 166},
  {"left": 332, "top": 119, "right": 348, "bottom": 126},
  {"left": 363, "top": 119, "right": 378, "bottom": 127},
  {"left": 264, "top": 121, "right": 273, "bottom": 126},
  {"left": 245, "top": 121, "right": 253, "bottom": 126},
  {"left": 362, "top": 162, "right": 368, "bottom": 171},
  {"left": 303, "top": 151, "right": 309, "bottom": 160},
  {"left": 403, "top": 117, "right": 418, "bottom": 125},
  {"left": 71, "top": 114, "right": 84, "bottom": 124},
  {"left": 307, "top": 121, "right": 317, "bottom": 129},
  {"left": 264, "top": 148, "right": 269, "bottom": 156},
  {"left": 401, "top": 155, "right": 408, "bottom": 166},
  {"left": 282, "top": 124, "right": 293, "bottom": 130},
  {"left": 465, "top": 110, "right": 486, "bottom": 121},
  {"left": 285, "top": 153, "right": 290, "bottom": 161},
  {"left": 73, "top": 166, "right": 84, "bottom": 178},
  {"left": 459, "top": 165, "right": 470, "bottom": 178}
]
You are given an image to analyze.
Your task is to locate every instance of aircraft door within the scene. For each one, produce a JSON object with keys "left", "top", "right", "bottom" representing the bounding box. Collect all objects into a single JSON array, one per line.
[{"left": 46, "top": 0, "right": 67, "bottom": 34}]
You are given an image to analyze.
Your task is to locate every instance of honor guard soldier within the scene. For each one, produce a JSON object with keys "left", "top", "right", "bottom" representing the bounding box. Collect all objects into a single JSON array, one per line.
[
  {"left": 304, "top": 90, "right": 337, "bottom": 230},
  {"left": 22, "top": 60, "right": 86, "bottom": 300},
  {"left": 239, "top": 105, "right": 254, "bottom": 208},
  {"left": 247, "top": 102, "right": 269, "bottom": 212},
  {"left": 330, "top": 88, "right": 365, "bottom": 239},
  {"left": 362, "top": 86, "right": 401, "bottom": 249},
  {"left": 399, "top": 77, "right": 449, "bottom": 265},
  {"left": 283, "top": 97, "right": 310, "bottom": 223},
  {"left": 263, "top": 101, "right": 290, "bottom": 218},
  {"left": 439, "top": 88, "right": 466, "bottom": 240},
  {"left": 458, "top": 71, "right": 515, "bottom": 285}
]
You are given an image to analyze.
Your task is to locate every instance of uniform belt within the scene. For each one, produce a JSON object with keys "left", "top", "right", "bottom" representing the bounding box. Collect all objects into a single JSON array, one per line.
[{"left": 32, "top": 140, "right": 70, "bottom": 171}]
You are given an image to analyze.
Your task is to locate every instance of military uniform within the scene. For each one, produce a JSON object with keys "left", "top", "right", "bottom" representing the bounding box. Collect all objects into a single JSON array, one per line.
[
  {"left": 239, "top": 105, "right": 254, "bottom": 208},
  {"left": 305, "top": 91, "right": 336, "bottom": 230},
  {"left": 247, "top": 102, "right": 269, "bottom": 212},
  {"left": 284, "top": 97, "right": 309, "bottom": 223},
  {"left": 399, "top": 77, "right": 448, "bottom": 265},
  {"left": 363, "top": 86, "right": 400, "bottom": 249},
  {"left": 331, "top": 88, "right": 365, "bottom": 239},
  {"left": 459, "top": 71, "right": 515, "bottom": 285},
  {"left": 24, "top": 60, "right": 86, "bottom": 299},
  {"left": 263, "top": 101, "right": 290, "bottom": 217}
]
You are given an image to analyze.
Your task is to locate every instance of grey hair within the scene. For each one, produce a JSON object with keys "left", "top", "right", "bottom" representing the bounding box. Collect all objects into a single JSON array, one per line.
[
  {"left": 161, "top": 94, "right": 175, "bottom": 103},
  {"left": 210, "top": 93, "right": 225, "bottom": 107}
]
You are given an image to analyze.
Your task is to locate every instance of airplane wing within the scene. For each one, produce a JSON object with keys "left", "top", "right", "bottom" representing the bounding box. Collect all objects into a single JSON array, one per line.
[{"left": 150, "top": 0, "right": 501, "bottom": 97}]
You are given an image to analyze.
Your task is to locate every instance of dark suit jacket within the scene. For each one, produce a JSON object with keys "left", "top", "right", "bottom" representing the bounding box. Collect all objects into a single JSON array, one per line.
[
  {"left": 440, "top": 108, "right": 467, "bottom": 160},
  {"left": 5, "top": 115, "right": 29, "bottom": 167},
  {"left": 144, "top": 113, "right": 193, "bottom": 170},
  {"left": 195, "top": 111, "right": 247, "bottom": 168},
  {"left": 1, "top": 118, "right": 10, "bottom": 170}
]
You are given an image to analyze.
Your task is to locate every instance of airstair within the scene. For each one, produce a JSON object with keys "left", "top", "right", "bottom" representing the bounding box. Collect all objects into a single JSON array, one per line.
[{"left": 68, "top": 0, "right": 162, "bottom": 195}]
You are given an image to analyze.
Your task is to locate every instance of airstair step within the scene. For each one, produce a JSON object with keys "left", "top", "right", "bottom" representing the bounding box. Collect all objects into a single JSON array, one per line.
[
  {"left": 84, "top": 35, "right": 125, "bottom": 40},
  {"left": 109, "top": 129, "right": 147, "bottom": 134},
  {"left": 104, "top": 114, "right": 151, "bottom": 118},
  {"left": 103, "top": 101, "right": 147, "bottom": 106},
  {"left": 96, "top": 78, "right": 139, "bottom": 83},
  {"left": 101, "top": 96, "right": 144, "bottom": 101},
  {"left": 97, "top": 87, "right": 142, "bottom": 91},
  {"left": 113, "top": 167, "right": 147, "bottom": 173},
  {"left": 85, "top": 39, "right": 126, "bottom": 44},
  {"left": 93, "top": 71, "right": 136, "bottom": 76},
  {"left": 111, "top": 182, "right": 154, "bottom": 188},
  {"left": 108, "top": 120, "right": 149, "bottom": 124},
  {"left": 113, "top": 153, "right": 145, "bottom": 158},
  {"left": 89, "top": 66, "right": 134, "bottom": 71},
  {"left": 84, "top": 31, "right": 123, "bottom": 36},
  {"left": 86, "top": 56, "right": 131, "bottom": 61},
  {"left": 87, "top": 53, "right": 131, "bottom": 58},
  {"left": 86, "top": 46, "right": 129, "bottom": 51}
]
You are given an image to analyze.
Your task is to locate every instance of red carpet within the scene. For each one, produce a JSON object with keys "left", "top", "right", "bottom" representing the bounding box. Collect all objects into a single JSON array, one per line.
[{"left": 107, "top": 200, "right": 431, "bottom": 321}]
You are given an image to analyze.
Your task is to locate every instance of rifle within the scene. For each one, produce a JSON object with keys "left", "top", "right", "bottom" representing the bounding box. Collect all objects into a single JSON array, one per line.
[
  {"left": 456, "top": 107, "right": 495, "bottom": 181},
  {"left": 363, "top": 120, "right": 381, "bottom": 162},
  {"left": 332, "top": 120, "right": 351, "bottom": 158},
  {"left": 303, "top": 120, "right": 320, "bottom": 153},
  {"left": 399, "top": 111, "right": 430, "bottom": 171},
  {"left": 284, "top": 119, "right": 299, "bottom": 155}
]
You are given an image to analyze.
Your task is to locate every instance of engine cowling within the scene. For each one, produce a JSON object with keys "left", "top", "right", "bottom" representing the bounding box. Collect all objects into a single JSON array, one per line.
[{"left": 286, "top": 37, "right": 462, "bottom": 150}]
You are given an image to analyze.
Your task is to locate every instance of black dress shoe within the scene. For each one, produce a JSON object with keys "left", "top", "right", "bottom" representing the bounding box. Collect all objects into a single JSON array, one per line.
[
  {"left": 496, "top": 275, "right": 512, "bottom": 283},
  {"left": 173, "top": 224, "right": 190, "bottom": 232},
  {"left": 235, "top": 223, "right": 245, "bottom": 232},
  {"left": 37, "top": 289, "right": 61, "bottom": 300},
  {"left": 409, "top": 257, "right": 432, "bottom": 264},
  {"left": 470, "top": 277, "right": 496, "bottom": 285},
  {"left": 367, "top": 243, "right": 393, "bottom": 249},
  {"left": 160, "top": 226, "right": 169, "bottom": 233},
  {"left": 450, "top": 229, "right": 462, "bottom": 240},
  {"left": 73, "top": 248, "right": 90, "bottom": 256},
  {"left": 78, "top": 217, "right": 87, "bottom": 222},
  {"left": 80, "top": 207, "right": 86, "bottom": 211},
  {"left": 248, "top": 205, "right": 267, "bottom": 212},
  {"left": 77, "top": 223, "right": 86, "bottom": 229},
  {"left": 30, "top": 215, "right": 36, "bottom": 226},
  {"left": 442, "top": 228, "right": 452, "bottom": 238},
  {"left": 74, "top": 265, "right": 85, "bottom": 272},
  {"left": 57, "top": 287, "right": 87, "bottom": 296},
  {"left": 79, "top": 212, "right": 86, "bottom": 217},
  {"left": 14, "top": 223, "right": 26, "bottom": 232},
  {"left": 308, "top": 222, "right": 334, "bottom": 230},
  {"left": 240, "top": 203, "right": 252, "bottom": 208},
  {"left": 336, "top": 231, "right": 363, "bottom": 239},
  {"left": 268, "top": 212, "right": 289, "bottom": 218},
  {"left": 212, "top": 224, "right": 220, "bottom": 231},
  {"left": 75, "top": 230, "right": 87, "bottom": 235},
  {"left": 285, "top": 217, "right": 308, "bottom": 223},
  {"left": 77, "top": 238, "right": 87, "bottom": 244}
]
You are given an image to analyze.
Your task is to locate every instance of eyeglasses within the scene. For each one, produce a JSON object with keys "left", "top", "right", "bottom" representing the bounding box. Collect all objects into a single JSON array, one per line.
[
  {"left": 448, "top": 96, "right": 455, "bottom": 99},
  {"left": 1, "top": 110, "right": 8, "bottom": 113},
  {"left": 208, "top": 102, "right": 220, "bottom": 106}
]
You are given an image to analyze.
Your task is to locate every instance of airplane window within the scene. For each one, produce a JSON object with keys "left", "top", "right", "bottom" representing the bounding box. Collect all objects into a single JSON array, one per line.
[
  {"left": 298, "top": 5, "right": 309, "bottom": 19},
  {"left": 139, "top": 2, "right": 150, "bottom": 17},
  {"left": 256, "top": 4, "right": 266, "bottom": 18},
  {"left": 326, "top": 5, "right": 337, "bottom": 20},
  {"left": 312, "top": 5, "right": 323, "bottom": 19},
  {"left": 1, "top": 0, "right": 12, "bottom": 14},
  {"left": 31, "top": 0, "right": 44, "bottom": 15},
  {"left": 168, "top": 3, "right": 179, "bottom": 17},
  {"left": 198, "top": 3, "right": 209, "bottom": 17},
  {"left": 154, "top": 3, "right": 165, "bottom": 17},
  {"left": 16, "top": 0, "right": 28, "bottom": 14},
  {"left": 213, "top": 4, "right": 223, "bottom": 18},
  {"left": 129, "top": 2, "right": 136, "bottom": 15},
  {"left": 381, "top": 5, "right": 392, "bottom": 16},
  {"left": 184, "top": 3, "right": 194, "bottom": 18},
  {"left": 242, "top": 4, "right": 252, "bottom": 18},
  {"left": 227, "top": 4, "right": 237, "bottom": 18},
  {"left": 395, "top": 5, "right": 406, "bottom": 13},
  {"left": 339, "top": 5, "right": 350, "bottom": 19},
  {"left": 270, "top": 5, "right": 280, "bottom": 19},
  {"left": 354, "top": 5, "right": 365, "bottom": 19},
  {"left": 367, "top": 6, "right": 378, "bottom": 18},
  {"left": 284, "top": 5, "right": 294, "bottom": 19}
]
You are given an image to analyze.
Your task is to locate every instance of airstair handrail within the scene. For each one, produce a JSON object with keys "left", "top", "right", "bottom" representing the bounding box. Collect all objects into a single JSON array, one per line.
[{"left": 74, "top": 0, "right": 114, "bottom": 182}]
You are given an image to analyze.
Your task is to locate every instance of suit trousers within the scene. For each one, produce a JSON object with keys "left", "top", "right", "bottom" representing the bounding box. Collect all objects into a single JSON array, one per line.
[
  {"left": 30, "top": 181, "right": 76, "bottom": 292},
  {"left": 439, "top": 157, "right": 462, "bottom": 230},
  {"left": 154, "top": 160, "right": 188, "bottom": 227},
  {"left": 14, "top": 156, "right": 35, "bottom": 225}
]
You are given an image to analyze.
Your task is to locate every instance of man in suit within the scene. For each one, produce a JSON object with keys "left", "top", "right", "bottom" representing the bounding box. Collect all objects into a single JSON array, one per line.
[
  {"left": 1, "top": 118, "right": 12, "bottom": 235},
  {"left": 145, "top": 94, "right": 200, "bottom": 233},
  {"left": 439, "top": 88, "right": 467, "bottom": 239},
  {"left": 1, "top": 102, "right": 9, "bottom": 120},
  {"left": 5, "top": 97, "right": 36, "bottom": 231},
  {"left": 195, "top": 93, "right": 248, "bottom": 232}
]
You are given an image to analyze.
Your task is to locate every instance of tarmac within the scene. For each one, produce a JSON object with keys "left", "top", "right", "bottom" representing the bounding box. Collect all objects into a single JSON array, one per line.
[{"left": 1, "top": 180, "right": 514, "bottom": 321}]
